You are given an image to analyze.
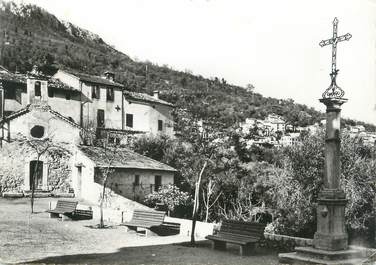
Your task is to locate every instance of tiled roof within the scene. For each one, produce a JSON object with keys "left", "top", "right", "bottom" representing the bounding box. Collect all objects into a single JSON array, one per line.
[
  {"left": 123, "top": 91, "right": 174, "bottom": 107},
  {"left": 0, "top": 69, "right": 79, "bottom": 92},
  {"left": 0, "top": 71, "right": 26, "bottom": 84},
  {"left": 78, "top": 145, "right": 177, "bottom": 172},
  {"left": 61, "top": 69, "right": 124, "bottom": 88},
  {"left": 48, "top": 78, "right": 79, "bottom": 92}
]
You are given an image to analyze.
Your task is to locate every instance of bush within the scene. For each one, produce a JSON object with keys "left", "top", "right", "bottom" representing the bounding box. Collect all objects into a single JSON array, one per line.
[{"left": 144, "top": 184, "right": 193, "bottom": 218}]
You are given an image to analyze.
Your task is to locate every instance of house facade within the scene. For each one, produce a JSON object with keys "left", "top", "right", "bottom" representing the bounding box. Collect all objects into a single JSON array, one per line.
[
  {"left": 73, "top": 145, "right": 176, "bottom": 204},
  {"left": 0, "top": 67, "right": 177, "bottom": 204},
  {"left": 0, "top": 66, "right": 175, "bottom": 139},
  {"left": 53, "top": 69, "right": 175, "bottom": 137},
  {"left": 0, "top": 104, "right": 82, "bottom": 193},
  {"left": 0, "top": 65, "right": 82, "bottom": 121}
]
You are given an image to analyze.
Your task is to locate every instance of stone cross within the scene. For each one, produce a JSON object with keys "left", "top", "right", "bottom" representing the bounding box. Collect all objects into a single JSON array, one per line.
[
  {"left": 279, "top": 18, "right": 365, "bottom": 264},
  {"left": 314, "top": 17, "right": 352, "bottom": 251}
]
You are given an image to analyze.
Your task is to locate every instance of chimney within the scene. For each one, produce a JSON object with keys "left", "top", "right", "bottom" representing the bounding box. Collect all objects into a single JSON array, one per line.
[
  {"left": 104, "top": 71, "right": 115, "bottom": 81},
  {"left": 153, "top": 90, "right": 159, "bottom": 99}
]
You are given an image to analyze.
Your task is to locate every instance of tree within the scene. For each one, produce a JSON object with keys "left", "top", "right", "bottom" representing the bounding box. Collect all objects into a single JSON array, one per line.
[
  {"left": 96, "top": 137, "right": 118, "bottom": 228},
  {"left": 27, "top": 137, "right": 52, "bottom": 213},
  {"left": 202, "top": 177, "right": 222, "bottom": 222}
]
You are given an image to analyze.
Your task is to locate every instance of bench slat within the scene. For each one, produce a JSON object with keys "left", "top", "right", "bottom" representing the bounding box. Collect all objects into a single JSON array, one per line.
[
  {"left": 122, "top": 210, "right": 166, "bottom": 230},
  {"left": 205, "top": 219, "right": 266, "bottom": 255}
]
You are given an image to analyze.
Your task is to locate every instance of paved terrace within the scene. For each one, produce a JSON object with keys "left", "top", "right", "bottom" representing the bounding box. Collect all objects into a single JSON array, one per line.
[{"left": 0, "top": 198, "right": 278, "bottom": 265}]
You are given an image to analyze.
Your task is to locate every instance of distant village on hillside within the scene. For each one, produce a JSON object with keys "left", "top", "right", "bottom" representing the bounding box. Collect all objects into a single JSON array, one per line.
[{"left": 237, "top": 113, "right": 376, "bottom": 148}]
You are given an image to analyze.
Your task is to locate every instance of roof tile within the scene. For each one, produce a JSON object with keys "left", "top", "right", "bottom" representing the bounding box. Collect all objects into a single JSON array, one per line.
[{"left": 78, "top": 145, "right": 176, "bottom": 172}]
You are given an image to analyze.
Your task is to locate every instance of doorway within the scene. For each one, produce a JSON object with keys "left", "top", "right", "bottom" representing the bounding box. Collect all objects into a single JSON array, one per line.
[
  {"left": 75, "top": 166, "right": 82, "bottom": 198},
  {"left": 29, "top": 160, "right": 43, "bottom": 190},
  {"left": 97, "top": 109, "right": 105, "bottom": 128},
  {"left": 154, "top": 175, "right": 162, "bottom": 191}
]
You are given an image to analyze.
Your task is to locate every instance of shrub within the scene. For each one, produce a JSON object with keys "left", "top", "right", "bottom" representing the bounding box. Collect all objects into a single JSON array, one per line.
[{"left": 144, "top": 184, "right": 193, "bottom": 218}]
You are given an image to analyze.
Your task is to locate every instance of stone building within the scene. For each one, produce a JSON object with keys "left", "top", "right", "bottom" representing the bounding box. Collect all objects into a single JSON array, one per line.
[
  {"left": 0, "top": 66, "right": 175, "bottom": 139},
  {"left": 0, "top": 67, "right": 177, "bottom": 203},
  {"left": 74, "top": 145, "right": 176, "bottom": 203},
  {"left": 0, "top": 104, "right": 82, "bottom": 193}
]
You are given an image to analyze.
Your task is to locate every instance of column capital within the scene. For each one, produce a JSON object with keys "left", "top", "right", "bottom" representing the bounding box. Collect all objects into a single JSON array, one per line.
[{"left": 319, "top": 98, "right": 347, "bottom": 111}]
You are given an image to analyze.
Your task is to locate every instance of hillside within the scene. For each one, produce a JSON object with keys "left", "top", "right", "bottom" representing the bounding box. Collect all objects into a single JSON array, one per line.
[{"left": 0, "top": 1, "right": 374, "bottom": 131}]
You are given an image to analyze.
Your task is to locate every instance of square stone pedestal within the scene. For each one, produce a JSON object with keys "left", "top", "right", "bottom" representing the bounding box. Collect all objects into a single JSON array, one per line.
[{"left": 279, "top": 246, "right": 366, "bottom": 265}]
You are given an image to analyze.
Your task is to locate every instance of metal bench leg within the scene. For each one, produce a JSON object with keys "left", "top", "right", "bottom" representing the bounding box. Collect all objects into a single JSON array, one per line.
[
  {"left": 212, "top": 240, "right": 226, "bottom": 251},
  {"left": 49, "top": 213, "right": 59, "bottom": 218},
  {"left": 240, "top": 243, "right": 255, "bottom": 256},
  {"left": 62, "top": 214, "right": 72, "bottom": 221}
]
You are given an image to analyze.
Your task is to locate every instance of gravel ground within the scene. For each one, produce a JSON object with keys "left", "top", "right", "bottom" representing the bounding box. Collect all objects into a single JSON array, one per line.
[{"left": 0, "top": 198, "right": 278, "bottom": 265}]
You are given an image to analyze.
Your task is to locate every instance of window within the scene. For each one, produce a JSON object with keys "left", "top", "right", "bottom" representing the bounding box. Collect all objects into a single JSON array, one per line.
[
  {"left": 97, "top": 109, "right": 105, "bottom": 128},
  {"left": 134, "top": 175, "right": 140, "bottom": 186},
  {"left": 34, "top": 81, "right": 41, "bottom": 97},
  {"left": 106, "top": 87, "right": 114, "bottom": 101},
  {"left": 154, "top": 175, "right": 162, "bottom": 191},
  {"left": 30, "top": 125, "right": 45, "bottom": 138},
  {"left": 158, "top": 120, "right": 163, "bottom": 131},
  {"left": 65, "top": 92, "right": 71, "bottom": 100},
  {"left": 126, "top": 114, "right": 133, "bottom": 128},
  {"left": 0, "top": 89, "right": 3, "bottom": 118},
  {"left": 91, "top": 85, "right": 100, "bottom": 99},
  {"left": 48, "top": 88, "right": 54, "bottom": 97}
]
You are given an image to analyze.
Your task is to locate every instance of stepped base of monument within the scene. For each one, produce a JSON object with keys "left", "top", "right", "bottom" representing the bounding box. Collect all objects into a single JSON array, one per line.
[{"left": 279, "top": 246, "right": 366, "bottom": 265}]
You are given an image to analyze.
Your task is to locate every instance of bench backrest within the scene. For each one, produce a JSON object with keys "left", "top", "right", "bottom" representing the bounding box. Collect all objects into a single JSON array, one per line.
[
  {"left": 54, "top": 200, "right": 78, "bottom": 213},
  {"left": 131, "top": 210, "right": 166, "bottom": 226},
  {"left": 219, "top": 220, "right": 266, "bottom": 238}
]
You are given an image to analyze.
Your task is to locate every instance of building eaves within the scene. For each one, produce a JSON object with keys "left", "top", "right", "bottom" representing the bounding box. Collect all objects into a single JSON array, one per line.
[
  {"left": 61, "top": 69, "right": 124, "bottom": 88},
  {"left": 1, "top": 104, "right": 87, "bottom": 133},
  {"left": 123, "top": 91, "right": 174, "bottom": 107},
  {"left": 0, "top": 70, "right": 79, "bottom": 92}
]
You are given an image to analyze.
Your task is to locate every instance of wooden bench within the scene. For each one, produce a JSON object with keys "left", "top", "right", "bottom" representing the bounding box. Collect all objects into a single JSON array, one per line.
[
  {"left": 73, "top": 209, "right": 93, "bottom": 220},
  {"left": 122, "top": 210, "right": 166, "bottom": 236},
  {"left": 46, "top": 200, "right": 78, "bottom": 220},
  {"left": 205, "top": 220, "right": 266, "bottom": 256}
]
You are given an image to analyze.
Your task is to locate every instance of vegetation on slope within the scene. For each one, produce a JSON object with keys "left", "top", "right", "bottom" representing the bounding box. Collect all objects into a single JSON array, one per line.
[{"left": 0, "top": 1, "right": 374, "bottom": 130}]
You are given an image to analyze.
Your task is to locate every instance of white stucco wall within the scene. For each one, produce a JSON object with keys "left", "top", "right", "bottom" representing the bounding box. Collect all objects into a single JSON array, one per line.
[
  {"left": 53, "top": 70, "right": 80, "bottom": 89},
  {"left": 123, "top": 100, "right": 174, "bottom": 137},
  {"left": 72, "top": 151, "right": 99, "bottom": 201},
  {"left": 8, "top": 107, "right": 82, "bottom": 145},
  {"left": 104, "top": 168, "right": 174, "bottom": 201},
  {"left": 53, "top": 70, "right": 123, "bottom": 129},
  {"left": 81, "top": 82, "right": 123, "bottom": 129},
  {"left": 26, "top": 79, "right": 48, "bottom": 105},
  {"left": 46, "top": 91, "right": 81, "bottom": 124},
  {"left": 4, "top": 99, "right": 22, "bottom": 112},
  {"left": 73, "top": 150, "right": 175, "bottom": 205}
]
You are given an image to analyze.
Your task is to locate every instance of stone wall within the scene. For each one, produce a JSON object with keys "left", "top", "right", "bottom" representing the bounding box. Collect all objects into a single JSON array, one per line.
[
  {"left": 0, "top": 139, "right": 74, "bottom": 193},
  {"left": 0, "top": 140, "right": 27, "bottom": 192},
  {"left": 47, "top": 146, "right": 73, "bottom": 192}
]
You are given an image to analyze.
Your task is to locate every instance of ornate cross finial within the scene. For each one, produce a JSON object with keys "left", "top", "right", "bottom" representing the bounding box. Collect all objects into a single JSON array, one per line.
[{"left": 319, "top": 17, "right": 352, "bottom": 99}]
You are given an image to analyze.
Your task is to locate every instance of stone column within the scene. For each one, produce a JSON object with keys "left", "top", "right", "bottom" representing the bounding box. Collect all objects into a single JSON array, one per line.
[{"left": 313, "top": 97, "right": 348, "bottom": 251}]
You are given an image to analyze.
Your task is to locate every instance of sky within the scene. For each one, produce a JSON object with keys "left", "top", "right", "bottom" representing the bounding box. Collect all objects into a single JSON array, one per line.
[{"left": 9, "top": 0, "right": 376, "bottom": 124}]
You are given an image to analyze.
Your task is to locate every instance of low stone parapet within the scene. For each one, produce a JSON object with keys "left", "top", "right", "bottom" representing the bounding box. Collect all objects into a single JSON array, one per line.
[
  {"left": 2, "top": 192, "right": 24, "bottom": 198},
  {"left": 264, "top": 232, "right": 313, "bottom": 248}
]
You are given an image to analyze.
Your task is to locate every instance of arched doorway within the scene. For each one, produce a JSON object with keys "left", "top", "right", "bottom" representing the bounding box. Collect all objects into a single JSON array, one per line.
[{"left": 29, "top": 160, "right": 43, "bottom": 190}]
